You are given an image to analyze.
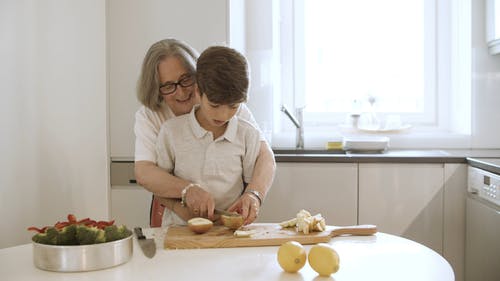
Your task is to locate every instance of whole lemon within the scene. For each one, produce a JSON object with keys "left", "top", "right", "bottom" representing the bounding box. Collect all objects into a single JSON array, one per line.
[
  {"left": 277, "top": 241, "right": 307, "bottom": 273},
  {"left": 308, "top": 243, "right": 340, "bottom": 276}
]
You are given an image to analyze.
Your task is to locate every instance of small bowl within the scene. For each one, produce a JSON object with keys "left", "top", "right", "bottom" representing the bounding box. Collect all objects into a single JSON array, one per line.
[{"left": 32, "top": 234, "right": 133, "bottom": 272}]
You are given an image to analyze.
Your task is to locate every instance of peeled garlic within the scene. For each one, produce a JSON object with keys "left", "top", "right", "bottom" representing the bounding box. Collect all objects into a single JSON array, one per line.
[
  {"left": 234, "top": 229, "right": 256, "bottom": 237},
  {"left": 279, "top": 218, "right": 297, "bottom": 228},
  {"left": 279, "top": 209, "right": 326, "bottom": 234}
]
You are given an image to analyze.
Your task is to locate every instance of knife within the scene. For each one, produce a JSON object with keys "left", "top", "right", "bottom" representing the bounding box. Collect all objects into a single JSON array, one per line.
[
  {"left": 214, "top": 209, "right": 240, "bottom": 217},
  {"left": 134, "top": 227, "right": 156, "bottom": 258}
]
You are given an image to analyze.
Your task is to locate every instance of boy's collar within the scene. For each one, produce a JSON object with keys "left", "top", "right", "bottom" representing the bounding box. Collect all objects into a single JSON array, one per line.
[{"left": 188, "top": 105, "right": 238, "bottom": 142}]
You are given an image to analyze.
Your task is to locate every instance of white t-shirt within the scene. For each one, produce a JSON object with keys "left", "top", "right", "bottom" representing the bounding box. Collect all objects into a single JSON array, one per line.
[
  {"left": 134, "top": 103, "right": 264, "bottom": 163},
  {"left": 155, "top": 106, "right": 261, "bottom": 225}
]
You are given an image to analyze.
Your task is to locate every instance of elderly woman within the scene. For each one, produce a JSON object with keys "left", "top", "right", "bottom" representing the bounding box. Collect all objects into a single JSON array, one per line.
[{"left": 134, "top": 38, "right": 275, "bottom": 227}]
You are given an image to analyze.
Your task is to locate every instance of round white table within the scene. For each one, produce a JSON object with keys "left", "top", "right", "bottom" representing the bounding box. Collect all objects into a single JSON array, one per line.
[{"left": 0, "top": 229, "right": 454, "bottom": 281}]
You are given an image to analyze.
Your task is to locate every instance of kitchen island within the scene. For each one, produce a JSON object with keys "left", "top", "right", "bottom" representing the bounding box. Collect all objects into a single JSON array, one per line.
[{"left": 0, "top": 228, "right": 454, "bottom": 281}]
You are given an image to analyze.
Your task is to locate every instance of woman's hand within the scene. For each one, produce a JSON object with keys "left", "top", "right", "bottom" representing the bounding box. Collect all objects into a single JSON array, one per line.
[
  {"left": 185, "top": 184, "right": 216, "bottom": 220},
  {"left": 228, "top": 192, "right": 260, "bottom": 225}
]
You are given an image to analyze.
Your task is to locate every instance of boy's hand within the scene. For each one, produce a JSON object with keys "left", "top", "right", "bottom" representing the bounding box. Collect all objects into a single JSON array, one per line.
[
  {"left": 228, "top": 193, "right": 260, "bottom": 225},
  {"left": 185, "top": 185, "right": 215, "bottom": 220}
]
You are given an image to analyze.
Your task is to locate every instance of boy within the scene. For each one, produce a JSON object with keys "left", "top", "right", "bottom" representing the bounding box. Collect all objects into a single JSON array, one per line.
[{"left": 155, "top": 46, "right": 261, "bottom": 225}]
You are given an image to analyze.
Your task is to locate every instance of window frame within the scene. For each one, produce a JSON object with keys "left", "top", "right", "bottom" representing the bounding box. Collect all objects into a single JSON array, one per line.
[
  {"left": 281, "top": 0, "right": 441, "bottom": 129},
  {"left": 241, "top": 0, "right": 471, "bottom": 149}
]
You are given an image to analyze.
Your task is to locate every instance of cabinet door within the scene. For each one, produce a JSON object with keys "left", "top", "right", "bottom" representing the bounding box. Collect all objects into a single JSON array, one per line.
[
  {"left": 111, "top": 186, "right": 152, "bottom": 228},
  {"left": 359, "top": 163, "right": 444, "bottom": 253},
  {"left": 444, "top": 163, "right": 466, "bottom": 281},
  {"left": 110, "top": 162, "right": 152, "bottom": 227},
  {"left": 108, "top": 0, "right": 229, "bottom": 158},
  {"left": 258, "top": 163, "right": 358, "bottom": 226}
]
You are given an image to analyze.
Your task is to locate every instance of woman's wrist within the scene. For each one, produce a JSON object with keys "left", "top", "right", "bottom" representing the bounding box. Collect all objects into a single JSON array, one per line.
[{"left": 180, "top": 183, "right": 200, "bottom": 207}]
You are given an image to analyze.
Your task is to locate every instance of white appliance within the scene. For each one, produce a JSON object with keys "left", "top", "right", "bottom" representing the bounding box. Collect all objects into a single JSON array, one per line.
[{"left": 465, "top": 164, "right": 500, "bottom": 281}]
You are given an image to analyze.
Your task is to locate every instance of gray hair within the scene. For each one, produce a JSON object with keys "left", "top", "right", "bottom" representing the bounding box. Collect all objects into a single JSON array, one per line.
[{"left": 136, "top": 38, "right": 199, "bottom": 111}]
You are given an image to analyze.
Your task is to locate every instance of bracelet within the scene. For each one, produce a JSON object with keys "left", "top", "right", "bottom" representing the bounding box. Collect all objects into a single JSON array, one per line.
[
  {"left": 181, "top": 183, "right": 199, "bottom": 207},
  {"left": 245, "top": 189, "right": 263, "bottom": 206}
]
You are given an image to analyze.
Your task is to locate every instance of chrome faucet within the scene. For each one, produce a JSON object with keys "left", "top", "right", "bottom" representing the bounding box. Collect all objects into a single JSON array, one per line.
[{"left": 281, "top": 105, "right": 304, "bottom": 149}]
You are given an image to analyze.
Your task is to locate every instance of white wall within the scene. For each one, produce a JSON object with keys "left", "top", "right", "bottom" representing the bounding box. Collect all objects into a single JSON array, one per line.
[
  {"left": 108, "top": 0, "right": 229, "bottom": 158},
  {"left": 0, "top": 0, "right": 108, "bottom": 248}
]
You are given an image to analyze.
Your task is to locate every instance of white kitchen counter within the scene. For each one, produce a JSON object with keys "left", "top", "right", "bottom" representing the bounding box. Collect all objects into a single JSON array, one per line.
[{"left": 0, "top": 229, "right": 454, "bottom": 281}]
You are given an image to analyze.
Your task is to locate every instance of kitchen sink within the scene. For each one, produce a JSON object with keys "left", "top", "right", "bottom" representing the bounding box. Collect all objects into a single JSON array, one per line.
[
  {"left": 272, "top": 148, "right": 346, "bottom": 155},
  {"left": 272, "top": 148, "right": 452, "bottom": 158}
]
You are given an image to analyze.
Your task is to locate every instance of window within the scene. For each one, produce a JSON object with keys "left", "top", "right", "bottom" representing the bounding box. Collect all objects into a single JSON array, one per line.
[
  {"left": 301, "top": 0, "right": 435, "bottom": 123},
  {"left": 243, "top": 0, "right": 471, "bottom": 148}
]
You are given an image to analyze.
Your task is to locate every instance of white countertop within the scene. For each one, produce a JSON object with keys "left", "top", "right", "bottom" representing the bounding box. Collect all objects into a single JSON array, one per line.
[{"left": 0, "top": 229, "right": 454, "bottom": 281}]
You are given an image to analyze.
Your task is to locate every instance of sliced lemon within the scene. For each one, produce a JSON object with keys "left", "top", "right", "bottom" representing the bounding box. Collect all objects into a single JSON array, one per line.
[
  {"left": 277, "top": 241, "right": 307, "bottom": 273},
  {"left": 308, "top": 243, "right": 340, "bottom": 276}
]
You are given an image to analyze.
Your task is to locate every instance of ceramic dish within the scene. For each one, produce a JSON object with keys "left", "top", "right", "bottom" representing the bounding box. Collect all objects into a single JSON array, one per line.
[{"left": 342, "top": 136, "right": 390, "bottom": 152}]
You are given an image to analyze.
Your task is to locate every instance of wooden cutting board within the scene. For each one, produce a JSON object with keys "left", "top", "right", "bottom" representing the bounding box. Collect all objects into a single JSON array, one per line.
[{"left": 164, "top": 223, "right": 377, "bottom": 249}]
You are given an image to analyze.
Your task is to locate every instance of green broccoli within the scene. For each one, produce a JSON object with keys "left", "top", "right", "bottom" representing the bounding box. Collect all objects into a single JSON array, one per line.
[
  {"left": 76, "top": 225, "right": 106, "bottom": 245},
  {"left": 95, "top": 228, "right": 106, "bottom": 244},
  {"left": 104, "top": 225, "right": 118, "bottom": 242},
  {"left": 56, "top": 224, "right": 78, "bottom": 245},
  {"left": 32, "top": 233, "right": 48, "bottom": 244},
  {"left": 30, "top": 218, "right": 131, "bottom": 245},
  {"left": 32, "top": 227, "right": 58, "bottom": 245},
  {"left": 104, "top": 225, "right": 132, "bottom": 242}
]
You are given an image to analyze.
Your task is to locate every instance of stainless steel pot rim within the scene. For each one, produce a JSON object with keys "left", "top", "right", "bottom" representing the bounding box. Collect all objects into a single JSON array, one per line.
[{"left": 31, "top": 233, "right": 133, "bottom": 248}]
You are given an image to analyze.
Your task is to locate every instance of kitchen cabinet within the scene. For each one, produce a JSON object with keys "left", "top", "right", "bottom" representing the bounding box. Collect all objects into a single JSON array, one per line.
[
  {"left": 109, "top": 160, "right": 466, "bottom": 281},
  {"left": 261, "top": 161, "right": 465, "bottom": 281},
  {"left": 111, "top": 187, "right": 151, "bottom": 229},
  {"left": 358, "top": 163, "right": 444, "bottom": 254},
  {"left": 110, "top": 162, "right": 151, "bottom": 228},
  {"left": 443, "top": 163, "right": 467, "bottom": 281},
  {"left": 257, "top": 163, "right": 358, "bottom": 226},
  {"left": 110, "top": 162, "right": 358, "bottom": 227}
]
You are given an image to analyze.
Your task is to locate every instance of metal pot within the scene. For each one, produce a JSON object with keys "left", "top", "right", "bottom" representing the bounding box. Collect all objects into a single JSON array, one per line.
[{"left": 32, "top": 234, "right": 133, "bottom": 272}]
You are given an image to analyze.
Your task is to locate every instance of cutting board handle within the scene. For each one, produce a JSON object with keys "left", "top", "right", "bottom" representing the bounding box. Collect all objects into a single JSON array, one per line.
[{"left": 329, "top": 224, "right": 377, "bottom": 237}]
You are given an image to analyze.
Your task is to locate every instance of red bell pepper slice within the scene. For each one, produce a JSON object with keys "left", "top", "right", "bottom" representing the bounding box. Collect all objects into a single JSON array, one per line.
[
  {"left": 27, "top": 226, "right": 48, "bottom": 233},
  {"left": 67, "top": 214, "right": 77, "bottom": 223}
]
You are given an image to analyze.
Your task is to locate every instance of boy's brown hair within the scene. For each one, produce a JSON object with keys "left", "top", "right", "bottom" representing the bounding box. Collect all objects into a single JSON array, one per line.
[{"left": 196, "top": 46, "right": 249, "bottom": 104}]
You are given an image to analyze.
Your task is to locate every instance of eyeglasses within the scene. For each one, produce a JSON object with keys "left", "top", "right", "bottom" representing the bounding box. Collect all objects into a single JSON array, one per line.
[{"left": 159, "top": 74, "right": 195, "bottom": 95}]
